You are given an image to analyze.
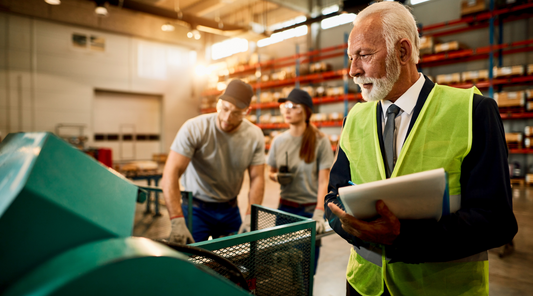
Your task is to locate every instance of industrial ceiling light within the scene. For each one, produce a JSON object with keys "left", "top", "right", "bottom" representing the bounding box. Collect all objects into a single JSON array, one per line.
[
  {"left": 161, "top": 22, "right": 175, "bottom": 32},
  {"left": 95, "top": 1, "right": 108, "bottom": 17},
  {"left": 187, "top": 29, "right": 201, "bottom": 40},
  {"left": 44, "top": 0, "right": 61, "bottom": 5},
  {"left": 193, "top": 30, "right": 201, "bottom": 40}
]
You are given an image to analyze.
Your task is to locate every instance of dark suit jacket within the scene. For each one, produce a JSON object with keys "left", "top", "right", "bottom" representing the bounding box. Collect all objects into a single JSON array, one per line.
[{"left": 324, "top": 77, "right": 518, "bottom": 263}]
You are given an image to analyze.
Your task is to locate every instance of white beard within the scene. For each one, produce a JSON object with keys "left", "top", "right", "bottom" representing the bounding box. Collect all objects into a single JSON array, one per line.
[{"left": 354, "top": 52, "right": 401, "bottom": 102}]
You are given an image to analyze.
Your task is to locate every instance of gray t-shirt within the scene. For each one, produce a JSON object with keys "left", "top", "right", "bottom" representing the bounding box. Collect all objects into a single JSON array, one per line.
[
  {"left": 267, "top": 130, "right": 334, "bottom": 204},
  {"left": 171, "top": 113, "right": 265, "bottom": 202}
]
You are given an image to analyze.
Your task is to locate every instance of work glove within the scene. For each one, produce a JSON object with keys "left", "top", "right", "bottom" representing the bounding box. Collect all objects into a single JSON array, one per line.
[
  {"left": 169, "top": 217, "right": 195, "bottom": 244},
  {"left": 238, "top": 214, "right": 251, "bottom": 234},
  {"left": 312, "top": 208, "right": 327, "bottom": 234}
]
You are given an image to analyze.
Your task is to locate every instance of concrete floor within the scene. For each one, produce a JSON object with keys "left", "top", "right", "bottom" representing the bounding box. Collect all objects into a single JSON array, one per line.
[{"left": 132, "top": 170, "right": 533, "bottom": 296}]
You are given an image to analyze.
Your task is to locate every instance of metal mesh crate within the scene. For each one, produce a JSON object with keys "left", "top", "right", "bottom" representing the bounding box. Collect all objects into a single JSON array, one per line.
[{"left": 190, "top": 205, "right": 316, "bottom": 296}]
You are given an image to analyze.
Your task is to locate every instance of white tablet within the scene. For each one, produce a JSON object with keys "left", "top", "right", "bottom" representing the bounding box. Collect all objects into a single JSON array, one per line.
[{"left": 338, "top": 168, "right": 451, "bottom": 221}]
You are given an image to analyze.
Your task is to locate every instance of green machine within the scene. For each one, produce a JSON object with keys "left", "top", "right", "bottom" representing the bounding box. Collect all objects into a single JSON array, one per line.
[{"left": 0, "top": 132, "right": 250, "bottom": 296}]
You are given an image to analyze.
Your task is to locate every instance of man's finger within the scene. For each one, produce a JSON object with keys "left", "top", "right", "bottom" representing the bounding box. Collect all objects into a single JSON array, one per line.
[
  {"left": 328, "top": 202, "right": 346, "bottom": 217},
  {"left": 328, "top": 202, "right": 368, "bottom": 229},
  {"left": 376, "top": 200, "right": 397, "bottom": 223}
]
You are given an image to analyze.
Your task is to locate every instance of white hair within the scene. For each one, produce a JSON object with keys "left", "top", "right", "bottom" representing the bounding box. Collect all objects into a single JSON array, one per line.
[{"left": 353, "top": 1, "right": 420, "bottom": 64}]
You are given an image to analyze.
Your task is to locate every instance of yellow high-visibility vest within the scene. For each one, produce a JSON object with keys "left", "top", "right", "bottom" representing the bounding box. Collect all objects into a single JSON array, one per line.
[{"left": 340, "top": 85, "right": 488, "bottom": 296}]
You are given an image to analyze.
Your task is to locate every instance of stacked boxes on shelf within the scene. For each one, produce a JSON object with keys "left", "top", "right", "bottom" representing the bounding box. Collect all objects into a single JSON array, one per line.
[{"left": 505, "top": 133, "right": 523, "bottom": 149}]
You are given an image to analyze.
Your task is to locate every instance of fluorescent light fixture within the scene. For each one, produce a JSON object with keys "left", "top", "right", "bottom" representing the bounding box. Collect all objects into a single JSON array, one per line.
[
  {"left": 268, "top": 15, "right": 307, "bottom": 32},
  {"left": 320, "top": 13, "right": 356, "bottom": 30},
  {"left": 211, "top": 38, "right": 248, "bottom": 60},
  {"left": 161, "top": 23, "right": 175, "bottom": 32},
  {"left": 322, "top": 4, "right": 339, "bottom": 15},
  {"left": 44, "top": 0, "right": 61, "bottom": 4},
  {"left": 410, "top": 0, "right": 431, "bottom": 4},
  {"left": 257, "top": 25, "right": 308, "bottom": 48}
]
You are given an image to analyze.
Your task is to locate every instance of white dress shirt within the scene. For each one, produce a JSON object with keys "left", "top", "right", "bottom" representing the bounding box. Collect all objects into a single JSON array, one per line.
[{"left": 381, "top": 73, "right": 426, "bottom": 159}]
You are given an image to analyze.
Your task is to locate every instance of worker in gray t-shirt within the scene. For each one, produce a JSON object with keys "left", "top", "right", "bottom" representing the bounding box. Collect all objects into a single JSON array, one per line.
[
  {"left": 267, "top": 88, "right": 334, "bottom": 273},
  {"left": 162, "top": 79, "right": 265, "bottom": 244}
]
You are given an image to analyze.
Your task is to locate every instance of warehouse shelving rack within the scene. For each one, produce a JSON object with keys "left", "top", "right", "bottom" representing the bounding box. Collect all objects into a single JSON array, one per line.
[{"left": 200, "top": 0, "right": 533, "bottom": 156}]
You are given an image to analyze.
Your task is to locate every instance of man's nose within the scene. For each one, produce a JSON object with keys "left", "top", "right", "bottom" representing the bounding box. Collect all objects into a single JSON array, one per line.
[{"left": 349, "top": 59, "right": 363, "bottom": 78}]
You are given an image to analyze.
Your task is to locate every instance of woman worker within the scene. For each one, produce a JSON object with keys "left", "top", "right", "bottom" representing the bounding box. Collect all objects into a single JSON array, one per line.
[{"left": 267, "top": 88, "right": 334, "bottom": 273}]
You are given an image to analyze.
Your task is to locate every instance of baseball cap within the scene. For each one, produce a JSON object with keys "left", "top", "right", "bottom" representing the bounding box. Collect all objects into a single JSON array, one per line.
[
  {"left": 219, "top": 79, "right": 254, "bottom": 109},
  {"left": 278, "top": 88, "right": 314, "bottom": 110}
]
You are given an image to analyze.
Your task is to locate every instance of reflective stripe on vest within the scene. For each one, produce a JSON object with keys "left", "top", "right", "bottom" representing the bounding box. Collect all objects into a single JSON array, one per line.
[{"left": 341, "top": 85, "right": 488, "bottom": 296}]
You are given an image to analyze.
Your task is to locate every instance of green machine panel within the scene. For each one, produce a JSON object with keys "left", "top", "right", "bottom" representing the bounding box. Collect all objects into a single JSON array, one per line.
[
  {"left": 4, "top": 237, "right": 250, "bottom": 296},
  {"left": 0, "top": 133, "right": 139, "bottom": 291}
]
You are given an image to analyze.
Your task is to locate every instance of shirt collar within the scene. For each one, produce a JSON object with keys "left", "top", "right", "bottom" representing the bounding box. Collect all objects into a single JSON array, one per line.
[{"left": 381, "top": 73, "right": 425, "bottom": 119}]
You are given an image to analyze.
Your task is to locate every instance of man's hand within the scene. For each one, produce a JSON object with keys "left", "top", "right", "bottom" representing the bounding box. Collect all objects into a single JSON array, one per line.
[
  {"left": 312, "top": 208, "right": 327, "bottom": 234},
  {"left": 238, "top": 214, "right": 251, "bottom": 233},
  {"left": 169, "top": 217, "right": 195, "bottom": 244},
  {"left": 327, "top": 200, "right": 400, "bottom": 245}
]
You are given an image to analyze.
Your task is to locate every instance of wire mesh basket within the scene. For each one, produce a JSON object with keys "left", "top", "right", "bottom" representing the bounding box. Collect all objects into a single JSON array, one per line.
[{"left": 190, "top": 205, "right": 316, "bottom": 296}]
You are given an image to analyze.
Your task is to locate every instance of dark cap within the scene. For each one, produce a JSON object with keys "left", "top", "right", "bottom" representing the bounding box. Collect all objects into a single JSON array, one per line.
[
  {"left": 278, "top": 88, "right": 313, "bottom": 110},
  {"left": 219, "top": 79, "right": 254, "bottom": 109}
]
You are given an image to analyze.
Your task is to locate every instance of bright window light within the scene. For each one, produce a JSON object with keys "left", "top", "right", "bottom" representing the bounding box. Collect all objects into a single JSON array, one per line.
[
  {"left": 211, "top": 38, "right": 249, "bottom": 60},
  {"left": 411, "top": 0, "right": 431, "bottom": 4},
  {"left": 195, "top": 65, "right": 209, "bottom": 76},
  {"left": 257, "top": 25, "right": 308, "bottom": 48},
  {"left": 321, "top": 13, "right": 356, "bottom": 30},
  {"left": 322, "top": 4, "right": 339, "bottom": 15}
]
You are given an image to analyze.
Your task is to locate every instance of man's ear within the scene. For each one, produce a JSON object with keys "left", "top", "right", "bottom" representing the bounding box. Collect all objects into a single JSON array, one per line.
[{"left": 398, "top": 38, "right": 412, "bottom": 64}]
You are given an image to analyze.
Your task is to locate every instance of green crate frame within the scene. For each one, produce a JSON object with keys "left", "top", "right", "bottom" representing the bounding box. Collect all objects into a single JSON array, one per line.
[
  {"left": 136, "top": 186, "right": 316, "bottom": 295},
  {"left": 191, "top": 205, "right": 316, "bottom": 296}
]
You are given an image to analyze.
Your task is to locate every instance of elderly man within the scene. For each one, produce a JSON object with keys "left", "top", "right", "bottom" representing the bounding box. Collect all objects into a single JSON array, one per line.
[
  {"left": 162, "top": 79, "right": 265, "bottom": 244},
  {"left": 325, "top": 2, "right": 517, "bottom": 296}
]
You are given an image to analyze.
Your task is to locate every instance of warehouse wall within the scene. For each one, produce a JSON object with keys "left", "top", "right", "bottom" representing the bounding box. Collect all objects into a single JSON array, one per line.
[{"left": 0, "top": 12, "right": 199, "bottom": 154}]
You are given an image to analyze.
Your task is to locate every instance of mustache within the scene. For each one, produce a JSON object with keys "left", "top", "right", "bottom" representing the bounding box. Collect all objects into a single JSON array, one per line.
[{"left": 353, "top": 76, "right": 379, "bottom": 84}]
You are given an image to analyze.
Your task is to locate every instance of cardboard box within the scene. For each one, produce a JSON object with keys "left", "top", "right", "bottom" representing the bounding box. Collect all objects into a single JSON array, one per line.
[
  {"left": 505, "top": 133, "right": 523, "bottom": 143},
  {"left": 270, "top": 115, "right": 283, "bottom": 123},
  {"left": 246, "top": 114, "right": 257, "bottom": 123},
  {"left": 526, "top": 89, "right": 533, "bottom": 100},
  {"left": 329, "top": 112, "right": 343, "bottom": 121},
  {"left": 259, "top": 113, "right": 271, "bottom": 123},
  {"left": 434, "top": 41, "right": 464, "bottom": 53},
  {"left": 528, "top": 102, "right": 533, "bottom": 111},
  {"left": 326, "top": 86, "right": 344, "bottom": 97},
  {"left": 436, "top": 73, "right": 461, "bottom": 84},
  {"left": 493, "top": 65, "right": 525, "bottom": 78},
  {"left": 525, "top": 126, "right": 533, "bottom": 137},
  {"left": 419, "top": 36, "right": 434, "bottom": 56},
  {"left": 462, "top": 69, "right": 489, "bottom": 82},
  {"left": 260, "top": 92, "right": 273, "bottom": 103},
  {"left": 311, "top": 113, "right": 328, "bottom": 122},
  {"left": 315, "top": 86, "right": 326, "bottom": 97},
  {"left": 461, "top": 0, "right": 486, "bottom": 16},
  {"left": 525, "top": 137, "right": 532, "bottom": 148},
  {"left": 301, "top": 86, "right": 315, "bottom": 98},
  {"left": 528, "top": 64, "right": 533, "bottom": 76},
  {"left": 310, "top": 62, "right": 333, "bottom": 74},
  {"left": 495, "top": 91, "right": 526, "bottom": 107}
]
